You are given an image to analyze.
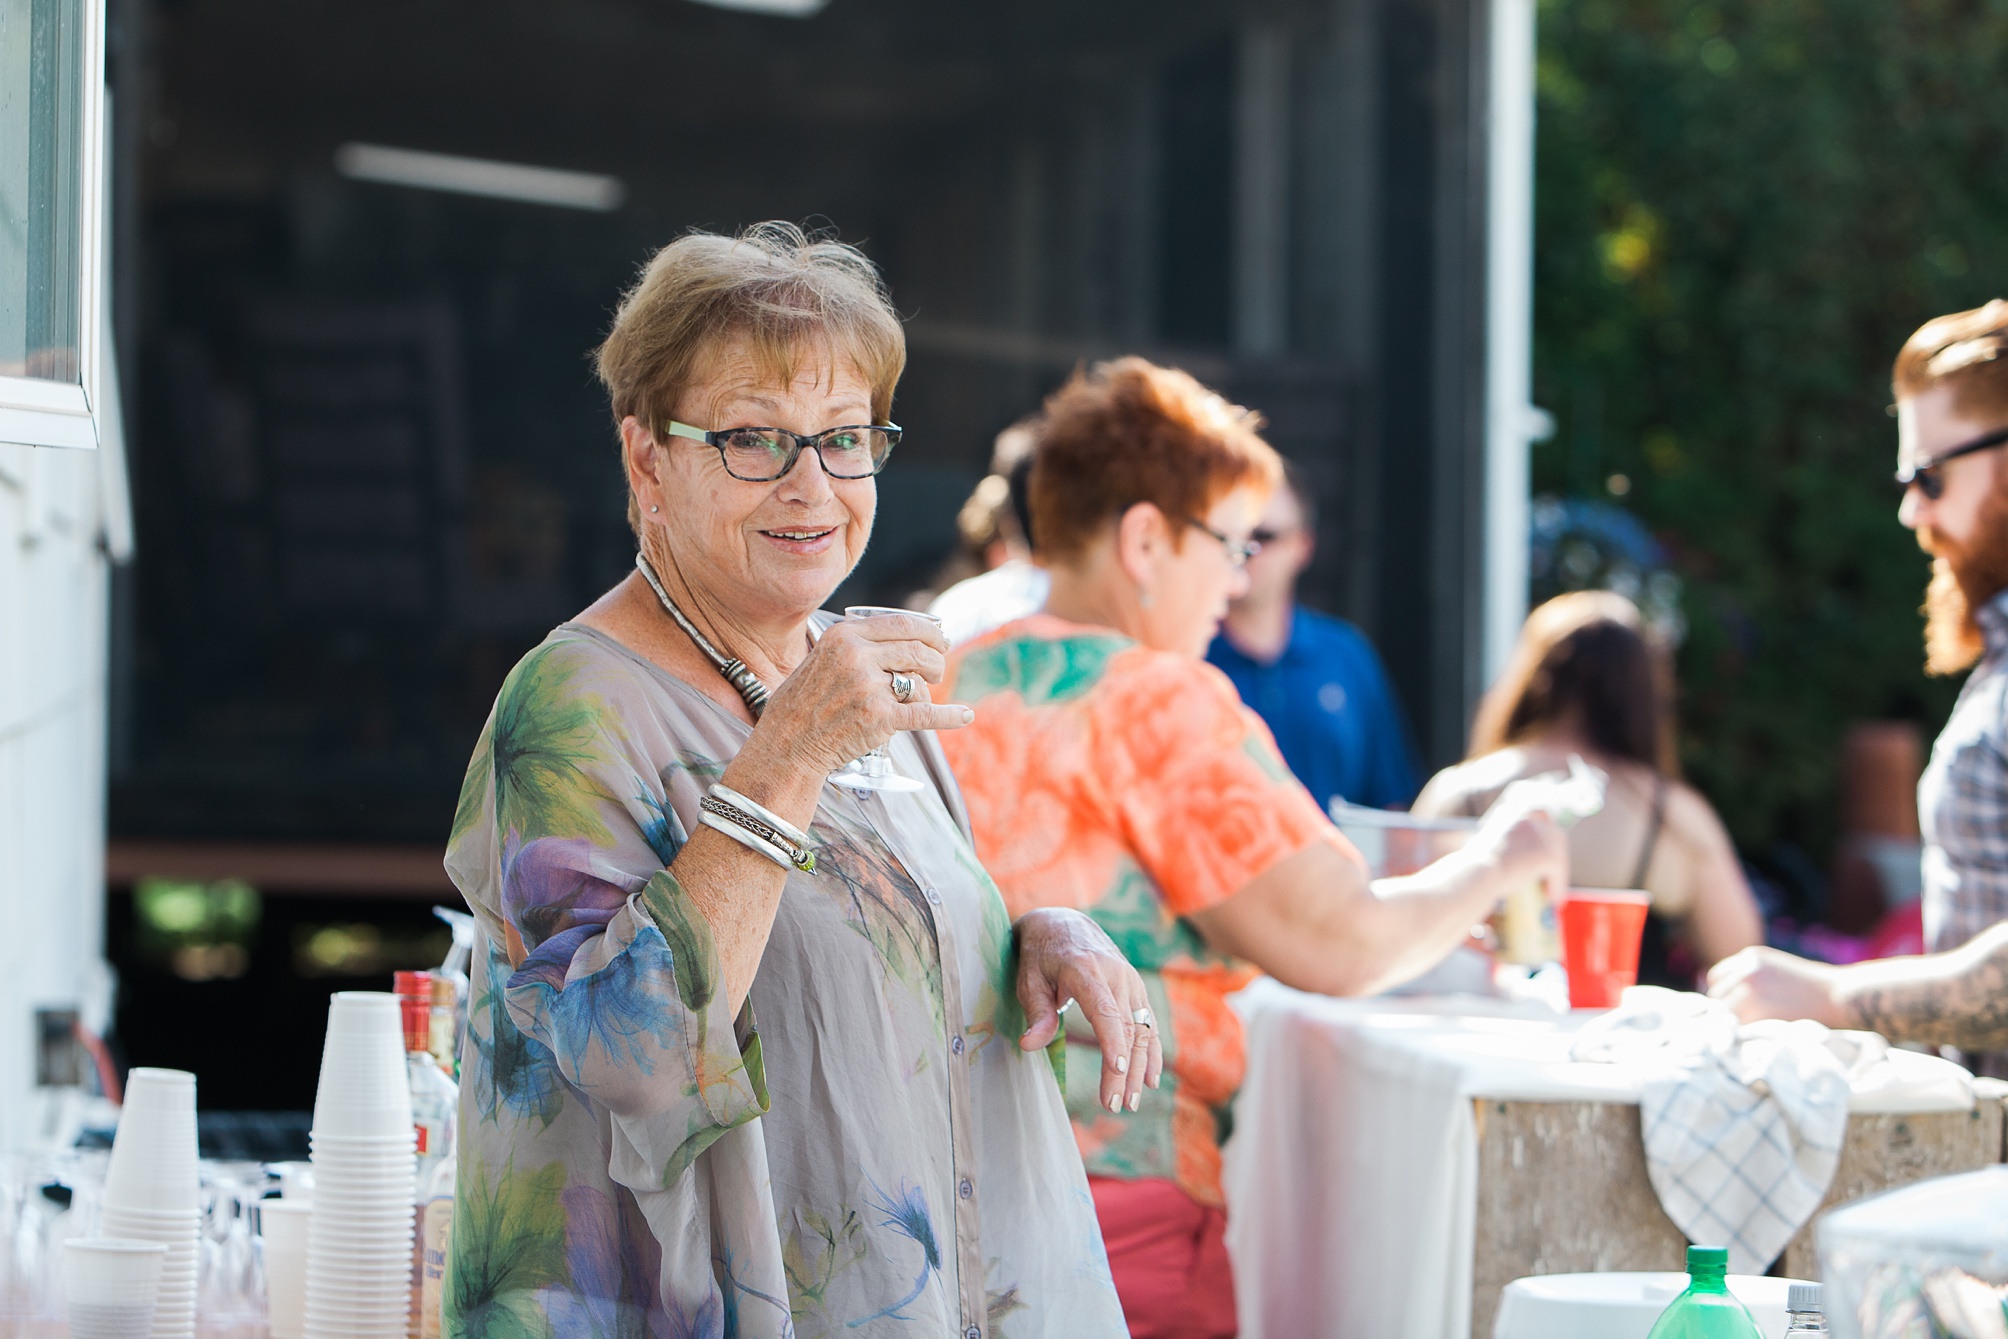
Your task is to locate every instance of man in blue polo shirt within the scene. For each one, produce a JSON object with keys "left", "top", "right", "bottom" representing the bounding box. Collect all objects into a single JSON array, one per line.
[{"left": 1207, "top": 465, "right": 1421, "bottom": 812}]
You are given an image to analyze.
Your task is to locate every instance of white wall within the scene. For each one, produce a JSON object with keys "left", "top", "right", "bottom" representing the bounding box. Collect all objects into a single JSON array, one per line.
[{"left": 0, "top": 438, "right": 114, "bottom": 1150}]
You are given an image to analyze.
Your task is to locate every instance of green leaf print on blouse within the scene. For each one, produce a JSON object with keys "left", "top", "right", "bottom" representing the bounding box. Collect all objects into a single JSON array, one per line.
[
  {"left": 783, "top": 1206, "right": 870, "bottom": 1333},
  {"left": 488, "top": 643, "right": 615, "bottom": 855},
  {"left": 639, "top": 869, "right": 720, "bottom": 1015},
  {"left": 985, "top": 1267, "right": 1031, "bottom": 1339},
  {"left": 953, "top": 632, "right": 1128, "bottom": 707},
  {"left": 446, "top": 1155, "right": 572, "bottom": 1339},
  {"left": 808, "top": 809, "right": 947, "bottom": 1031}
]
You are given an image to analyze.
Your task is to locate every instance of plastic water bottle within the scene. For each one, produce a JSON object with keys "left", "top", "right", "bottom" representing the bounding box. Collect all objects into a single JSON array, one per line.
[
  {"left": 1784, "top": 1281, "right": 1827, "bottom": 1333},
  {"left": 1644, "top": 1246, "right": 1764, "bottom": 1338}
]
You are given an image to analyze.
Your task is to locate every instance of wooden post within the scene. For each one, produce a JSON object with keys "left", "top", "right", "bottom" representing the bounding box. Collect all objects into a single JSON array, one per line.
[{"left": 1470, "top": 1099, "right": 2005, "bottom": 1339}]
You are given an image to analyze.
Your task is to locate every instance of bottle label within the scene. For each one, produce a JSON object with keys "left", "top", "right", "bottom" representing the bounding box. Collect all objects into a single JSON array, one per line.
[{"left": 420, "top": 1199, "right": 454, "bottom": 1339}]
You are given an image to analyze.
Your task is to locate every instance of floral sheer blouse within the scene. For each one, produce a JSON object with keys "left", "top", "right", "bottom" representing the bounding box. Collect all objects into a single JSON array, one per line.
[{"left": 442, "top": 622, "right": 1125, "bottom": 1339}]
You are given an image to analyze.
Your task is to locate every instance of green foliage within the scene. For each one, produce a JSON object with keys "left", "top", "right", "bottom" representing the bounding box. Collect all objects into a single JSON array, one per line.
[{"left": 1532, "top": 0, "right": 2008, "bottom": 857}]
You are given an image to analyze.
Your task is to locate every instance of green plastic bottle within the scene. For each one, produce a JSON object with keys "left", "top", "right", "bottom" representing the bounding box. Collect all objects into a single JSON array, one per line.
[{"left": 1645, "top": 1246, "right": 1765, "bottom": 1338}]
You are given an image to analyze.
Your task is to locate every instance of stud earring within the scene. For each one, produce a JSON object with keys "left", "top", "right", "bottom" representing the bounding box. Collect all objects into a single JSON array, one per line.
[{"left": 650, "top": 505, "right": 660, "bottom": 514}]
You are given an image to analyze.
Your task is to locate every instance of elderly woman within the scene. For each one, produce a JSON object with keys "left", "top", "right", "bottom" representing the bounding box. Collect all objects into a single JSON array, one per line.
[
  {"left": 938, "top": 357, "right": 1566, "bottom": 1339},
  {"left": 443, "top": 224, "right": 1142, "bottom": 1338}
]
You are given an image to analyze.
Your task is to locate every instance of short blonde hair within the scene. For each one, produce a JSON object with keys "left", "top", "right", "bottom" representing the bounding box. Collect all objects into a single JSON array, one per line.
[{"left": 595, "top": 222, "right": 907, "bottom": 533}]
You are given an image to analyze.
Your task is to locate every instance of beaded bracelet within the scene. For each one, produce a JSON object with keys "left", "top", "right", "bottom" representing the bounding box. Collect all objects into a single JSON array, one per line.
[{"left": 698, "top": 784, "right": 817, "bottom": 874}]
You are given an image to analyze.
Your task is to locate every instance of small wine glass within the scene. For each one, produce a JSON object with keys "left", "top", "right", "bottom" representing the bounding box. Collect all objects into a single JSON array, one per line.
[{"left": 828, "top": 605, "right": 942, "bottom": 793}]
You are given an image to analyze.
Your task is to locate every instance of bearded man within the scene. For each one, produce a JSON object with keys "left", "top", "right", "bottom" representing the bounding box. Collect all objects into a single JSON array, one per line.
[{"left": 1710, "top": 301, "right": 2008, "bottom": 1075}]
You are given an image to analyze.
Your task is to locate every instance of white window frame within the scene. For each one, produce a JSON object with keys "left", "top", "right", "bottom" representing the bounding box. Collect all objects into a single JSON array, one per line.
[{"left": 0, "top": 0, "right": 107, "bottom": 452}]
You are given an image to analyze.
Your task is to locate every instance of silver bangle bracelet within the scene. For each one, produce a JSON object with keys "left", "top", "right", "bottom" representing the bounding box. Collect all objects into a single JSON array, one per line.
[
  {"left": 701, "top": 786, "right": 817, "bottom": 874},
  {"left": 699, "top": 806, "right": 796, "bottom": 870},
  {"left": 709, "top": 784, "right": 813, "bottom": 848}
]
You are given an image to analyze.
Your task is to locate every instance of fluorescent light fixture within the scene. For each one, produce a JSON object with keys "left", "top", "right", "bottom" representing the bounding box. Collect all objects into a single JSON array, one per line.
[
  {"left": 686, "top": 0, "right": 829, "bottom": 15},
  {"left": 333, "top": 143, "right": 626, "bottom": 212}
]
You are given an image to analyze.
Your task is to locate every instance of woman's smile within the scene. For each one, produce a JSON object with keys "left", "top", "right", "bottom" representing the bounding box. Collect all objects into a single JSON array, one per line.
[{"left": 755, "top": 522, "right": 843, "bottom": 555}]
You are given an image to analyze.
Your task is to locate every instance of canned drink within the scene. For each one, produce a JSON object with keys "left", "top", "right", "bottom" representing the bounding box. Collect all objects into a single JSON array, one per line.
[{"left": 1493, "top": 879, "right": 1559, "bottom": 965}]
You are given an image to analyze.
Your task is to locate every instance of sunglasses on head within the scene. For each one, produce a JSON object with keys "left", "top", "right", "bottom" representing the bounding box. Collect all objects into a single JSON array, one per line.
[{"left": 1896, "top": 425, "right": 2008, "bottom": 500}]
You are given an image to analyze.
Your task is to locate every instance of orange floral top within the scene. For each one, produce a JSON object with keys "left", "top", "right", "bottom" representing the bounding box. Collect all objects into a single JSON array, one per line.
[{"left": 940, "top": 614, "right": 1354, "bottom": 1207}]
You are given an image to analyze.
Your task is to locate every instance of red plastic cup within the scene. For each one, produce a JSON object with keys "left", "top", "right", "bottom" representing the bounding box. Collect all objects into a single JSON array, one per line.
[{"left": 1559, "top": 889, "right": 1652, "bottom": 1009}]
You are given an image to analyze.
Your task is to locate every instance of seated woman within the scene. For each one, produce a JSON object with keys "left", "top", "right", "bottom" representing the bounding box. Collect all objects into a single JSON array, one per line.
[
  {"left": 1413, "top": 590, "right": 1764, "bottom": 984},
  {"left": 445, "top": 223, "right": 1146, "bottom": 1337},
  {"left": 938, "top": 357, "right": 1566, "bottom": 1339}
]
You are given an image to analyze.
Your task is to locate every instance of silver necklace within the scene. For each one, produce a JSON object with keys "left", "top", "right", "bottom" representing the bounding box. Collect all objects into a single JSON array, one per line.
[{"left": 634, "top": 552, "right": 772, "bottom": 717}]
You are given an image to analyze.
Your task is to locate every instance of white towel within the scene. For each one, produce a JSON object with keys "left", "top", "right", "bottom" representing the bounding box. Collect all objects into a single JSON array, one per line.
[{"left": 1571, "top": 987, "right": 1887, "bottom": 1273}]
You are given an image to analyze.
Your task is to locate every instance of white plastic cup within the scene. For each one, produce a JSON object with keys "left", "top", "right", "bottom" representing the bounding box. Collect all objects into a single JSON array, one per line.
[
  {"left": 261, "top": 1201, "right": 312, "bottom": 1339},
  {"left": 311, "top": 994, "right": 414, "bottom": 1138},
  {"left": 64, "top": 1237, "right": 168, "bottom": 1339},
  {"left": 90, "top": 1208, "right": 198, "bottom": 1335},
  {"left": 102, "top": 1069, "right": 199, "bottom": 1213},
  {"left": 271, "top": 1161, "right": 316, "bottom": 1201}
]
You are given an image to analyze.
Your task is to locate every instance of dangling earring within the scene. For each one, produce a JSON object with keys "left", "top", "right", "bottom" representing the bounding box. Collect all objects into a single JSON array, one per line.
[{"left": 1138, "top": 586, "right": 1154, "bottom": 610}]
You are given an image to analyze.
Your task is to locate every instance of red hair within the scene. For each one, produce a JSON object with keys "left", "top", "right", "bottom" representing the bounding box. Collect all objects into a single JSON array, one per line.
[{"left": 1029, "top": 358, "right": 1281, "bottom": 562}]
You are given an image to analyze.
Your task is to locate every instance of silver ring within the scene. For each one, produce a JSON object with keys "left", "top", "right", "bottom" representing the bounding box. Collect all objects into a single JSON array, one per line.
[
  {"left": 1131, "top": 1008, "right": 1154, "bottom": 1029},
  {"left": 890, "top": 672, "right": 916, "bottom": 704}
]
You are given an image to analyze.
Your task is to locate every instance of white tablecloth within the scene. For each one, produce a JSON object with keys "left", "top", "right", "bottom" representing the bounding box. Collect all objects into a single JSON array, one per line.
[{"left": 1220, "top": 980, "right": 1976, "bottom": 1339}]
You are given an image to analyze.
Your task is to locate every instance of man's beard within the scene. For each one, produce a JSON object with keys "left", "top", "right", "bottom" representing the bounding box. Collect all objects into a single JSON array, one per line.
[{"left": 1920, "top": 481, "right": 2008, "bottom": 674}]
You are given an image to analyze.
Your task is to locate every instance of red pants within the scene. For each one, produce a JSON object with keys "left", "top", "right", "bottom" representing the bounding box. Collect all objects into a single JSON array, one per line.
[{"left": 1089, "top": 1176, "right": 1237, "bottom": 1339}]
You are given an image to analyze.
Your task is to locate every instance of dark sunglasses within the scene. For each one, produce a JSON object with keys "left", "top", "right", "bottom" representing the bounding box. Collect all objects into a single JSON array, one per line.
[{"left": 1896, "top": 425, "right": 2008, "bottom": 500}]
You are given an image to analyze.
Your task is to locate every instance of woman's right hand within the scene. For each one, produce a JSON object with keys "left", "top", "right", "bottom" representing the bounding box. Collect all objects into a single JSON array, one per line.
[
  {"left": 1462, "top": 807, "right": 1570, "bottom": 907},
  {"left": 748, "top": 613, "right": 975, "bottom": 776}
]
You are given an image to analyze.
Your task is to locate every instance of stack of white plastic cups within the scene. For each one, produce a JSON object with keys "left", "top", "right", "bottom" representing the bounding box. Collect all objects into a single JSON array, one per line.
[
  {"left": 98, "top": 1068, "right": 201, "bottom": 1337},
  {"left": 304, "top": 992, "right": 417, "bottom": 1339},
  {"left": 62, "top": 1237, "right": 168, "bottom": 1338}
]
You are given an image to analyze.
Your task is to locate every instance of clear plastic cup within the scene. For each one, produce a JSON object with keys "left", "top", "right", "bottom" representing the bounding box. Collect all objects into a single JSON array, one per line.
[{"left": 311, "top": 994, "right": 414, "bottom": 1138}]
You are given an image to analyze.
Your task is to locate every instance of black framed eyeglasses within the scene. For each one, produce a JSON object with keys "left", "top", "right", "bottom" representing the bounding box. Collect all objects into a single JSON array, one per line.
[
  {"left": 1896, "top": 425, "right": 2008, "bottom": 500},
  {"left": 665, "top": 420, "right": 903, "bottom": 482},
  {"left": 1181, "top": 516, "right": 1262, "bottom": 567}
]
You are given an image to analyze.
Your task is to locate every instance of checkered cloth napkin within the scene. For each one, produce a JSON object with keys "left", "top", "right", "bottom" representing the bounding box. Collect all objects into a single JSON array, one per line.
[{"left": 1571, "top": 988, "right": 1885, "bottom": 1273}]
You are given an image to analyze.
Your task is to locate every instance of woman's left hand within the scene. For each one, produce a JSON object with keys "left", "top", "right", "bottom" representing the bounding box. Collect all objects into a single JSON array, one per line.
[{"left": 1015, "top": 907, "right": 1164, "bottom": 1114}]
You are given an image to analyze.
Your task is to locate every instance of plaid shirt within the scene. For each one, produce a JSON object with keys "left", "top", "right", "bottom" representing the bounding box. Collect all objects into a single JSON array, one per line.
[{"left": 1919, "top": 587, "right": 2008, "bottom": 956}]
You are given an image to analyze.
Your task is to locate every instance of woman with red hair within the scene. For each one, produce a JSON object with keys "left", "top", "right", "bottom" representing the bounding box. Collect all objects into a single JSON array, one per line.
[{"left": 940, "top": 357, "right": 1568, "bottom": 1337}]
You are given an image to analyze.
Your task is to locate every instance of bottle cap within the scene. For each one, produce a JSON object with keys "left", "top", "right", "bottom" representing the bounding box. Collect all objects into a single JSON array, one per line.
[
  {"left": 1686, "top": 1245, "right": 1729, "bottom": 1272},
  {"left": 394, "top": 971, "right": 432, "bottom": 1053},
  {"left": 1788, "top": 1282, "right": 1823, "bottom": 1313}
]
